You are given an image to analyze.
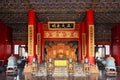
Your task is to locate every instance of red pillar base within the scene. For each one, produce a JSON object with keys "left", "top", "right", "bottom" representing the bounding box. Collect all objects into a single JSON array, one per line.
[
  {"left": 88, "top": 56, "right": 95, "bottom": 65},
  {"left": 28, "top": 56, "right": 34, "bottom": 63}
]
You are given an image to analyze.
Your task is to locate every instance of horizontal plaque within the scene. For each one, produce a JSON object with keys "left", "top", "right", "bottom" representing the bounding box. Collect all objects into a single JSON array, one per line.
[{"left": 48, "top": 21, "right": 75, "bottom": 30}]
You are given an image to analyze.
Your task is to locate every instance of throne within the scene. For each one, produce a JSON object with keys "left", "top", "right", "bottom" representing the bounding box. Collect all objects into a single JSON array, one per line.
[{"left": 46, "top": 42, "right": 77, "bottom": 66}]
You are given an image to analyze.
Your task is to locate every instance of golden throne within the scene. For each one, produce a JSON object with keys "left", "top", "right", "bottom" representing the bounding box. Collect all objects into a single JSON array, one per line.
[{"left": 46, "top": 42, "right": 77, "bottom": 66}]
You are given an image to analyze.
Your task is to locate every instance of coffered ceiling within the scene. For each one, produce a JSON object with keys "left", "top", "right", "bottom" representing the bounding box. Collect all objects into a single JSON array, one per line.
[
  {"left": 0, "top": 0, "right": 120, "bottom": 24},
  {"left": 0, "top": 0, "right": 120, "bottom": 44}
]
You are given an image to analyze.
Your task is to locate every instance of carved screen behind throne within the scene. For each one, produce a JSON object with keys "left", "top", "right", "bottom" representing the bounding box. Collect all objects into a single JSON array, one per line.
[{"left": 45, "top": 42, "right": 77, "bottom": 62}]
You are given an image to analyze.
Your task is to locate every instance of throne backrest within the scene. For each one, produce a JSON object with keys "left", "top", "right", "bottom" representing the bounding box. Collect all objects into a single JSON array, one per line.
[{"left": 46, "top": 43, "right": 77, "bottom": 61}]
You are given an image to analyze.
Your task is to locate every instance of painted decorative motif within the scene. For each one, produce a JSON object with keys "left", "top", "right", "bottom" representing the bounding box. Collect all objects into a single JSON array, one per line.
[
  {"left": 28, "top": 25, "right": 34, "bottom": 56},
  {"left": 89, "top": 25, "right": 95, "bottom": 56},
  {"left": 44, "top": 31, "right": 79, "bottom": 38}
]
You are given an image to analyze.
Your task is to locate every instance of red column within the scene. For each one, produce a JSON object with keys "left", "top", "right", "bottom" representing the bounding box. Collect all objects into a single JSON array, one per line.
[
  {"left": 37, "top": 22, "right": 44, "bottom": 63},
  {"left": 41, "top": 23, "right": 44, "bottom": 62},
  {"left": 86, "top": 10, "right": 95, "bottom": 64},
  {"left": 81, "top": 22, "right": 86, "bottom": 61},
  {"left": 28, "top": 10, "right": 36, "bottom": 63},
  {"left": 78, "top": 23, "right": 82, "bottom": 62}
]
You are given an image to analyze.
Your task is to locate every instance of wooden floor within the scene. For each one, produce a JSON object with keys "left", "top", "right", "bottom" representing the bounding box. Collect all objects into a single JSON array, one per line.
[{"left": 0, "top": 68, "right": 120, "bottom": 80}]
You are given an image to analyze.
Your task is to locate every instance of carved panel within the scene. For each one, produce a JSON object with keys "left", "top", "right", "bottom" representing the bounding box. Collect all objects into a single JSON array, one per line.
[{"left": 44, "top": 31, "right": 79, "bottom": 38}]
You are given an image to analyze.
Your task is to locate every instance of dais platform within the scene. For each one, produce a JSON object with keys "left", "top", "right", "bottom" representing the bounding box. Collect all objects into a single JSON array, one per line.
[{"left": 32, "top": 62, "right": 99, "bottom": 77}]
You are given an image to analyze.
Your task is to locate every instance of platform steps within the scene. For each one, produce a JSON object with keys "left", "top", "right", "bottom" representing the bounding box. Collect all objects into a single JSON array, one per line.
[
  {"left": 74, "top": 64, "right": 86, "bottom": 76},
  {"left": 35, "top": 63, "right": 47, "bottom": 76},
  {"left": 52, "top": 66, "right": 68, "bottom": 77}
]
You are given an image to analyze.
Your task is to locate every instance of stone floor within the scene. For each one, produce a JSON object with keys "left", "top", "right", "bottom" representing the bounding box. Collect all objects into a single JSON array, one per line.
[{"left": 0, "top": 68, "right": 120, "bottom": 80}]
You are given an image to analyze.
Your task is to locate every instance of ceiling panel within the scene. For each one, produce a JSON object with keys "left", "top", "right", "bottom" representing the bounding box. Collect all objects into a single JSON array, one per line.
[
  {"left": 0, "top": 0, "right": 120, "bottom": 26},
  {"left": 0, "top": 0, "right": 119, "bottom": 43}
]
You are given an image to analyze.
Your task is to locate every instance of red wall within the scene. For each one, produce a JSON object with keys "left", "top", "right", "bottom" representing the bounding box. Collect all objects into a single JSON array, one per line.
[
  {"left": 111, "top": 24, "right": 120, "bottom": 66},
  {"left": 0, "top": 22, "right": 12, "bottom": 65}
]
